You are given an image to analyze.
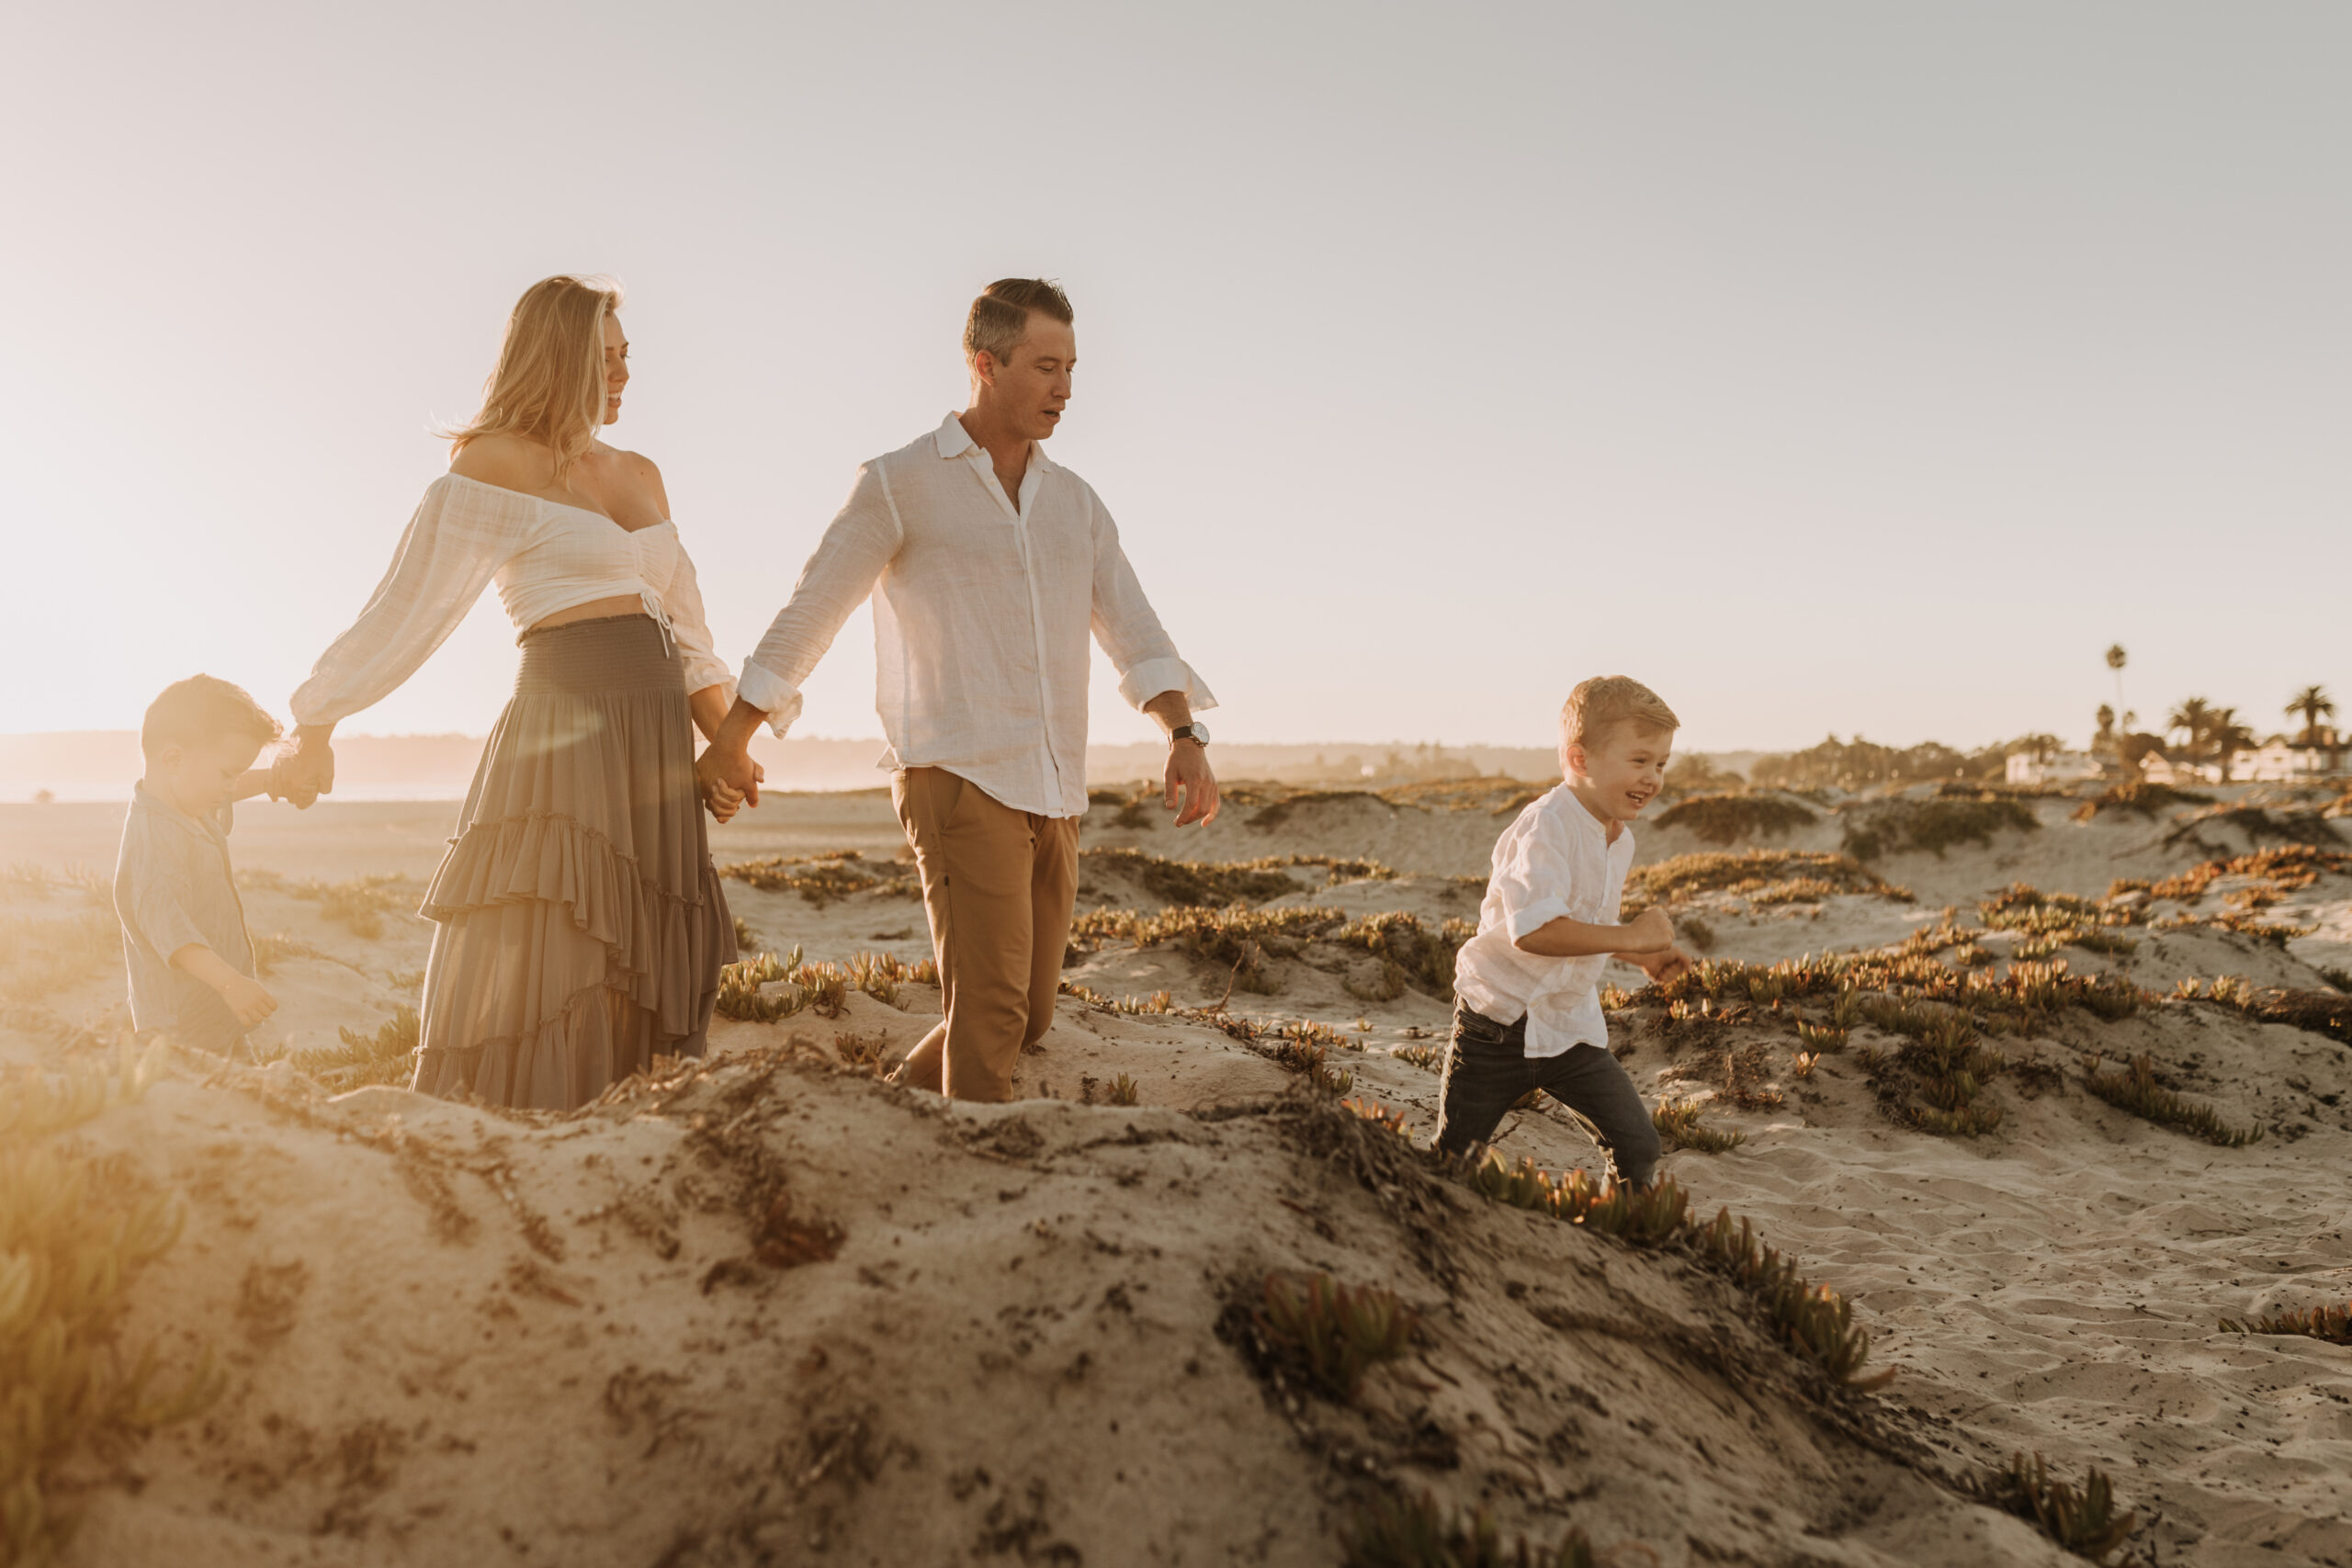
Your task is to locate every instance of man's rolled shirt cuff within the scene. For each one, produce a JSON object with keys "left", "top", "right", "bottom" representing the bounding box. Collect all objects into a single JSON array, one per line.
[
  {"left": 1117, "top": 658, "right": 1217, "bottom": 713},
  {"left": 734, "top": 661, "right": 805, "bottom": 738},
  {"left": 1508, "top": 897, "right": 1574, "bottom": 943}
]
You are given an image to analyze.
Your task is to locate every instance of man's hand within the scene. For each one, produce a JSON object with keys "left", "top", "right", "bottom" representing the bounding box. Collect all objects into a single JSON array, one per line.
[
  {"left": 1620, "top": 907, "right": 1674, "bottom": 954},
  {"left": 697, "top": 744, "right": 762, "bottom": 812},
  {"left": 1165, "top": 741, "right": 1219, "bottom": 827},
  {"left": 1632, "top": 944, "right": 1694, "bottom": 987},
  {"left": 280, "top": 727, "right": 335, "bottom": 807},
  {"left": 218, "top": 973, "right": 279, "bottom": 1029}
]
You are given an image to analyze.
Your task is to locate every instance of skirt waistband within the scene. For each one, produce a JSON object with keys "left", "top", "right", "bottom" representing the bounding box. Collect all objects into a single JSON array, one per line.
[{"left": 515, "top": 615, "right": 683, "bottom": 696}]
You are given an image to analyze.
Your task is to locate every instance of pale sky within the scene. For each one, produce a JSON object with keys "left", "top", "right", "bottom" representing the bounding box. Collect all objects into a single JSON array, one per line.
[{"left": 4, "top": 3, "right": 2345, "bottom": 753}]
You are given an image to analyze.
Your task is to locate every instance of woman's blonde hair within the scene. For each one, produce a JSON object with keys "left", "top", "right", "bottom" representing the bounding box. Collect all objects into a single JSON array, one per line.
[{"left": 447, "top": 274, "right": 623, "bottom": 481}]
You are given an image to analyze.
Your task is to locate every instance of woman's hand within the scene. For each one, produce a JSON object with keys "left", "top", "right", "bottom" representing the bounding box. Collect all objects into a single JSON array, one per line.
[
  {"left": 278, "top": 727, "right": 336, "bottom": 807},
  {"left": 697, "top": 748, "right": 760, "bottom": 823}
]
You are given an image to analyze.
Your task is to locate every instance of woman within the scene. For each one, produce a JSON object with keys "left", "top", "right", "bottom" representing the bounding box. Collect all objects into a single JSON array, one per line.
[{"left": 282, "top": 275, "right": 749, "bottom": 1110}]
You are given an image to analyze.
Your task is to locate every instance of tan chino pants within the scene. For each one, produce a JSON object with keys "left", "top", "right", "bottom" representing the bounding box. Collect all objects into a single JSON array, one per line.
[{"left": 889, "top": 767, "right": 1081, "bottom": 1102}]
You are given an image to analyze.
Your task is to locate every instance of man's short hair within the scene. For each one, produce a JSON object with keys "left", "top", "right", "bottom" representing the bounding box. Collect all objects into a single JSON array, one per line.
[
  {"left": 141, "top": 675, "right": 282, "bottom": 764},
  {"left": 963, "top": 277, "right": 1074, "bottom": 369},
  {"left": 1561, "top": 676, "right": 1679, "bottom": 753}
]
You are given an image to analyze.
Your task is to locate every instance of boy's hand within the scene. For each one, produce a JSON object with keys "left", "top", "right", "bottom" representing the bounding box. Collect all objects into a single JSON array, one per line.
[
  {"left": 1622, "top": 907, "right": 1674, "bottom": 953},
  {"left": 1634, "top": 944, "right": 1694, "bottom": 986},
  {"left": 218, "top": 973, "right": 279, "bottom": 1029}
]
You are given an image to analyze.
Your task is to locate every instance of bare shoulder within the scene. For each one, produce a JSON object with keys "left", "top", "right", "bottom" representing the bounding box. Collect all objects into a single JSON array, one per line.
[
  {"left": 449, "top": 434, "right": 556, "bottom": 492},
  {"left": 599, "top": 443, "right": 673, "bottom": 518}
]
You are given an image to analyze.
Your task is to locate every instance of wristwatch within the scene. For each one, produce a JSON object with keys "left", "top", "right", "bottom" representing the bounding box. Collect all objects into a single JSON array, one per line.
[{"left": 1170, "top": 723, "right": 1211, "bottom": 747}]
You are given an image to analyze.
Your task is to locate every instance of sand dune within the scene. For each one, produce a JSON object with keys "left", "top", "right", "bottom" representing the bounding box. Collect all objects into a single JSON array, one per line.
[{"left": 3, "top": 779, "right": 2348, "bottom": 1565}]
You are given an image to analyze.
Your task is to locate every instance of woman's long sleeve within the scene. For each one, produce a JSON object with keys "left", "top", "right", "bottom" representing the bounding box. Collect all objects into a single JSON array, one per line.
[
  {"left": 289, "top": 477, "right": 537, "bottom": 727},
  {"left": 659, "top": 544, "right": 736, "bottom": 705}
]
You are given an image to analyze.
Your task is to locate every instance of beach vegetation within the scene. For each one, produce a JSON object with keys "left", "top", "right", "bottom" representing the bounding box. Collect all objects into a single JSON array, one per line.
[
  {"left": 714, "top": 947, "right": 935, "bottom": 1022},
  {"left": 715, "top": 849, "right": 912, "bottom": 908},
  {"left": 2070, "top": 782, "right": 2211, "bottom": 822},
  {"left": 2009, "top": 1452, "right": 2136, "bottom": 1564},
  {"left": 1692, "top": 1209, "right": 1892, "bottom": 1388},
  {"left": 284, "top": 1004, "right": 421, "bottom": 1089},
  {"left": 0, "top": 1043, "right": 224, "bottom": 1565},
  {"left": 1842, "top": 798, "right": 2039, "bottom": 862},
  {"left": 1464, "top": 1153, "right": 1690, "bottom": 1245},
  {"left": 1340, "top": 1096, "right": 1408, "bottom": 1137},
  {"left": 1628, "top": 851, "right": 1906, "bottom": 908},
  {"left": 1250, "top": 1271, "right": 1419, "bottom": 1403},
  {"left": 1394, "top": 1043, "right": 1444, "bottom": 1073},
  {"left": 2083, "top": 1053, "right": 2262, "bottom": 1146},
  {"left": 1652, "top": 1096, "right": 1744, "bottom": 1154},
  {"left": 2218, "top": 1298, "right": 2351, "bottom": 1345},
  {"left": 1652, "top": 792, "right": 1817, "bottom": 845},
  {"left": 1341, "top": 1491, "right": 1599, "bottom": 1568}
]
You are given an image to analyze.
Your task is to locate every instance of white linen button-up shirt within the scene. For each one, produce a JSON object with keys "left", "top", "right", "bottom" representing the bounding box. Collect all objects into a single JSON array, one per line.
[
  {"left": 1452, "top": 784, "right": 1637, "bottom": 1058},
  {"left": 737, "top": 413, "right": 1215, "bottom": 818}
]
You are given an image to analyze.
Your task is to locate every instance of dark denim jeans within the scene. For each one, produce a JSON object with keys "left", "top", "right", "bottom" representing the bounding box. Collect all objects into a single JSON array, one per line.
[{"left": 1431, "top": 1002, "right": 1663, "bottom": 1186}]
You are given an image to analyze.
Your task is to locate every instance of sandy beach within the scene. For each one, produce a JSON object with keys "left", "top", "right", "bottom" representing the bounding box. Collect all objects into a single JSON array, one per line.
[{"left": 5, "top": 777, "right": 2347, "bottom": 1565}]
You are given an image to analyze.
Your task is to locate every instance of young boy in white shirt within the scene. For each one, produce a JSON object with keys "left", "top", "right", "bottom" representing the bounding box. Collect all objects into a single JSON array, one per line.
[{"left": 1435, "top": 676, "right": 1694, "bottom": 1184}]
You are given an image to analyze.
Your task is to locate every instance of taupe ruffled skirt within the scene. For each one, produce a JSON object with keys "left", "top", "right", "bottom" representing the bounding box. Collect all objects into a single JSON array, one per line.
[{"left": 412, "top": 615, "right": 729, "bottom": 1110}]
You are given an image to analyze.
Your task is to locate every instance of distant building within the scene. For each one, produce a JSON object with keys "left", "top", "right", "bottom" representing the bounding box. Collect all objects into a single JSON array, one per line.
[
  {"left": 2234, "top": 734, "right": 2348, "bottom": 783},
  {"left": 2139, "top": 751, "right": 2221, "bottom": 787},
  {"left": 2006, "top": 750, "right": 2105, "bottom": 786}
]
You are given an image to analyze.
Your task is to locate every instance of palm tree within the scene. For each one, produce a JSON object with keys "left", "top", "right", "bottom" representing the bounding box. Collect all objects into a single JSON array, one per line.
[
  {"left": 2208, "top": 707, "right": 2256, "bottom": 781},
  {"left": 2286, "top": 684, "right": 2335, "bottom": 747},
  {"left": 2105, "top": 644, "right": 2127, "bottom": 739},
  {"left": 2166, "top": 697, "right": 2214, "bottom": 759}
]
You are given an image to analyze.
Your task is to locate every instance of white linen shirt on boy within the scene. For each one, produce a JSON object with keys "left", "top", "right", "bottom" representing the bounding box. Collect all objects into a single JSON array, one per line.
[{"left": 1453, "top": 784, "right": 1637, "bottom": 1059}]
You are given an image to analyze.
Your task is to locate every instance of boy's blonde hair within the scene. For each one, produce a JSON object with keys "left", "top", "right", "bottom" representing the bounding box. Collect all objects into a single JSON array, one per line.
[
  {"left": 1560, "top": 676, "right": 1679, "bottom": 754},
  {"left": 141, "top": 675, "right": 281, "bottom": 764}
]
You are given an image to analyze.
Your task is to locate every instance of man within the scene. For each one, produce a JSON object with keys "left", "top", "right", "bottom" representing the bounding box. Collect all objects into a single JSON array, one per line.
[{"left": 698, "top": 278, "right": 1218, "bottom": 1102}]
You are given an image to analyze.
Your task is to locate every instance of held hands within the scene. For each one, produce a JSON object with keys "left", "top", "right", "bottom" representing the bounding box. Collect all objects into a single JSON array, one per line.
[
  {"left": 277, "top": 728, "right": 336, "bottom": 808},
  {"left": 696, "top": 746, "right": 762, "bottom": 823},
  {"left": 1164, "top": 741, "right": 1220, "bottom": 827}
]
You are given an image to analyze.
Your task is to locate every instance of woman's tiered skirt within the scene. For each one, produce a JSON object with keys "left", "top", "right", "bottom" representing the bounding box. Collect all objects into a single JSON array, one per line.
[{"left": 412, "top": 615, "right": 730, "bottom": 1110}]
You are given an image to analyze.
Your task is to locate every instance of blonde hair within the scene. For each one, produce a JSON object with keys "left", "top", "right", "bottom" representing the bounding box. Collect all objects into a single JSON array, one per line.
[
  {"left": 447, "top": 275, "right": 623, "bottom": 482},
  {"left": 964, "top": 277, "right": 1073, "bottom": 369},
  {"left": 1561, "top": 676, "right": 1679, "bottom": 753}
]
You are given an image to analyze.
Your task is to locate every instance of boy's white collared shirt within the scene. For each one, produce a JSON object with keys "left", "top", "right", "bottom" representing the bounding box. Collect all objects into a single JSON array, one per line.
[
  {"left": 737, "top": 413, "right": 1214, "bottom": 819},
  {"left": 1453, "top": 784, "right": 1636, "bottom": 1058}
]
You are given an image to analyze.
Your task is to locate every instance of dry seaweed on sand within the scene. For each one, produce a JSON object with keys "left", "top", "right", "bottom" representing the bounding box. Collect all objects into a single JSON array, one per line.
[
  {"left": 2082, "top": 1053, "right": 2263, "bottom": 1147},
  {"left": 1342, "top": 1490, "right": 1602, "bottom": 1568},
  {"left": 1651, "top": 792, "right": 1818, "bottom": 845},
  {"left": 2007, "top": 1451, "right": 2136, "bottom": 1564},
  {"left": 2217, "top": 1299, "right": 2352, "bottom": 1345}
]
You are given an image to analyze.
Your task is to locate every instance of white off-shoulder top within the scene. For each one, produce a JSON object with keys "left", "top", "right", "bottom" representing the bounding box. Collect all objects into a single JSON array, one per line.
[{"left": 290, "top": 473, "right": 734, "bottom": 727}]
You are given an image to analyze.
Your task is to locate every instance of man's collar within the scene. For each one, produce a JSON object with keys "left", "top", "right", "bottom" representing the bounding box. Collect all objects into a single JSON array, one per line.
[{"left": 933, "top": 412, "right": 1057, "bottom": 473}]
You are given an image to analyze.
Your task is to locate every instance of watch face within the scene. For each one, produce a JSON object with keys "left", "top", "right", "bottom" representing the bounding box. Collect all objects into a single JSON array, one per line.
[{"left": 1182, "top": 723, "right": 1211, "bottom": 745}]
